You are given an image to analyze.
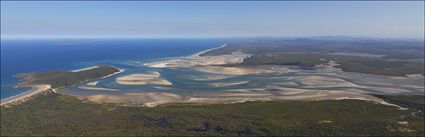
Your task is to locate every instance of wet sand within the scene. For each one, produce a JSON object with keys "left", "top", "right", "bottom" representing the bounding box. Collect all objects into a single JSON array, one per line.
[
  {"left": 208, "top": 81, "right": 250, "bottom": 87},
  {"left": 193, "top": 66, "right": 262, "bottom": 75},
  {"left": 76, "top": 82, "right": 414, "bottom": 109},
  {"left": 294, "top": 76, "right": 359, "bottom": 88},
  {"left": 87, "top": 81, "right": 98, "bottom": 86},
  {"left": 82, "top": 87, "right": 405, "bottom": 109},
  {"left": 115, "top": 72, "right": 172, "bottom": 85},
  {"left": 79, "top": 86, "right": 119, "bottom": 91},
  {"left": 1, "top": 85, "right": 51, "bottom": 106},
  {"left": 144, "top": 50, "right": 250, "bottom": 68},
  {"left": 61, "top": 46, "right": 423, "bottom": 108}
]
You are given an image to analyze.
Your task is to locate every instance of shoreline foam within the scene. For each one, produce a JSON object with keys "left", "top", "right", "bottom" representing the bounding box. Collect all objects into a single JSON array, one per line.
[
  {"left": 1, "top": 84, "right": 51, "bottom": 106},
  {"left": 2, "top": 66, "right": 124, "bottom": 107}
]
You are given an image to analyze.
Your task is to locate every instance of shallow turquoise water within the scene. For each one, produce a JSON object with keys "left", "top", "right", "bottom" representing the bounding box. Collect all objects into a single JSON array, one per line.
[{"left": 1, "top": 39, "right": 225, "bottom": 99}]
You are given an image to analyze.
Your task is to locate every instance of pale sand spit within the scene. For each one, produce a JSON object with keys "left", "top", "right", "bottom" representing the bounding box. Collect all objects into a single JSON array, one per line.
[
  {"left": 191, "top": 44, "right": 227, "bottom": 57},
  {"left": 79, "top": 86, "right": 119, "bottom": 91},
  {"left": 208, "top": 81, "right": 250, "bottom": 87},
  {"left": 71, "top": 66, "right": 99, "bottom": 72},
  {"left": 193, "top": 66, "right": 262, "bottom": 75},
  {"left": 294, "top": 75, "right": 359, "bottom": 88},
  {"left": 115, "top": 72, "right": 172, "bottom": 85},
  {"left": 81, "top": 86, "right": 405, "bottom": 109},
  {"left": 1, "top": 84, "right": 51, "bottom": 106},
  {"left": 144, "top": 50, "right": 250, "bottom": 68},
  {"left": 86, "top": 92, "right": 186, "bottom": 107},
  {"left": 87, "top": 81, "right": 99, "bottom": 86}
]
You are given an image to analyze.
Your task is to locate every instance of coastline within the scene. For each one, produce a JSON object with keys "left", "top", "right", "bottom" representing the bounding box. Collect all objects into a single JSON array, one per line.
[
  {"left": 3, "top": 45, "right": 421, "bottom": 110},
  {"left": 1, "top": 65, "right": 124, "bottom": 107},
  {"left": 81, "top": 89, "right": 408, "bottom": 109},
  {"left": 115, "top": 72, "right": 172, "bottom": 85},
  {"left": 99, "top": 67, "right": 125, "bottom": 79},
  {"left": 1, "top": 84, "right": 51, "bottom": 106},
  {"left": 192, "top": 44, "right": 227, "bottom": 57},
  {"left": 81, "top": 44, "right": 418, "bottom": 108},
  {"left": 71, "top": 66, "right": 99, "bottom": 72}
]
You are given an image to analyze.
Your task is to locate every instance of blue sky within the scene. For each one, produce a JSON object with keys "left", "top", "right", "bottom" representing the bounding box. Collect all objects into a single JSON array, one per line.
[{"left": 1, "top": 1, "right": 424, "bottom": 39}]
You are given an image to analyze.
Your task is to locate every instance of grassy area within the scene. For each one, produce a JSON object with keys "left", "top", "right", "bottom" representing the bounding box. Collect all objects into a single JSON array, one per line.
[
  {"left": 15, "top": 65, "right": 120, "bottom": 88},
  {"left": 1, "top": 93, "right": 424, "bottom": 136}
]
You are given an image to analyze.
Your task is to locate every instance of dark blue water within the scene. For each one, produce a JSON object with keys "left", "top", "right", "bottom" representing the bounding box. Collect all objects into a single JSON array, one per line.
[{"left": 1, "top": 38, "right": 224, "bottom": 99}]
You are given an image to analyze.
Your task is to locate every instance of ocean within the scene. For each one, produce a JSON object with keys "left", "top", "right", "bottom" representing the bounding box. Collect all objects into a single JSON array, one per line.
[
  {"left": 2, "top": 38, "right": 423, "bottom": 101},
  {"left": 1, "top": 38, "right": 225, "bottom": 99}
]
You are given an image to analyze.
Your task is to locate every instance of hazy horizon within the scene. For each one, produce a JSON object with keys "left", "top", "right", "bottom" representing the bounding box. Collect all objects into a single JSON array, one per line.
[{"left": 1, "top": 1, "right": 424, "bottom": 39}]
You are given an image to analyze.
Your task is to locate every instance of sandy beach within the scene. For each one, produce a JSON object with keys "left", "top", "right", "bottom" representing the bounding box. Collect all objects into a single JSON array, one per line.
[
  {"left": 79, "top": 86, "right": 119, "bottom": 91},
  {"left": 294, "top": 75, "right": 360, "bottom": 88},
  {"left": 192, "top": 44, "right": 227, "bottom": 57},
  {"left": 100, "top": 67, "right": 125, "bottom": 79},
  {"left": 87, "top": 81, "right": 99, "bottom": 86},
  {"left": 193, "top": 66, "right": 262, "bottom": 75},
  {"left": 208, "top": 81, "right": 250, "bottom": 87},
  {"left": 115, "top": 72, "right": 172, "bottom": 85},
  {"left": 1, "top": 65, "right": 124, "bottom": 107},
  {"left": 86, "top": 92, "right": 186, "bottom": 107},
  {"left": 24, "top": 45, "right": 418, "bottom": 109},
  {"left": 1, "top": 84, "right": 51, "bottom": 106},
  {"left": 144, "top": 50, "right": 250, "bottom": 68},
  {"left": 73, "top": 45, "right": 418, "bottom": 107},
  {"left": 71, "top": 66, "right": 99, "bottom": 72},
  {"left": 81, "top": 85, "right": 406, "bottom": 108},
  {"left": 143, "top": 49, "right": 271, "bottom": 76}
]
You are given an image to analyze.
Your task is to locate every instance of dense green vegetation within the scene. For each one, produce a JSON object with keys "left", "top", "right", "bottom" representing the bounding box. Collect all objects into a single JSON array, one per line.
[
  {"left": 1, "top": 93, "right": 424, "bottom": 136},
  {"left": 238, "top": 54, "right": 329, "bottom": 67},
  {"left": 234, "top": 53, "right": 424, "bottom": 76},
  {"left": 202, "top": 38, "right": 424, "bottom": 76},
  {"left": 200, "top": 38, "right": 424, "bottom": 60},
  {"left": 371, "top": 94, "right": 425, "bottom": 112},
  {"left": 15, "top": 65, "right": 120, "bottom": 88}
]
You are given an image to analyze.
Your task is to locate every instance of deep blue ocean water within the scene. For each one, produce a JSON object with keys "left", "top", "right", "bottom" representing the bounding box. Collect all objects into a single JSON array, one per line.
[{"left": 1, "top": 39, "right": 224, "bottom": 99}]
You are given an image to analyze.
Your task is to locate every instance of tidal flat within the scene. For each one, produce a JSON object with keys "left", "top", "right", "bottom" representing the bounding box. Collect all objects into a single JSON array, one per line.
[
  {"left": 1, "top": 39, "right": 424, "bottom": 136},
  {"left": 49, "top": 45, "right": 424, "bottom": 108}
]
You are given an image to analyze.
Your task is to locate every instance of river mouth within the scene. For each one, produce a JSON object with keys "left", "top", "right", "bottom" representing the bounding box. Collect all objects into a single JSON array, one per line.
[{"left": 60, "top": 49, "right": 424, "bottom": 106}]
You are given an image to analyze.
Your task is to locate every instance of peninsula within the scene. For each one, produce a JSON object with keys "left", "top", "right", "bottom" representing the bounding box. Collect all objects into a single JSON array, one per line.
[{"left": 1, "top": 65, "right": 122, "bottom": 106}]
